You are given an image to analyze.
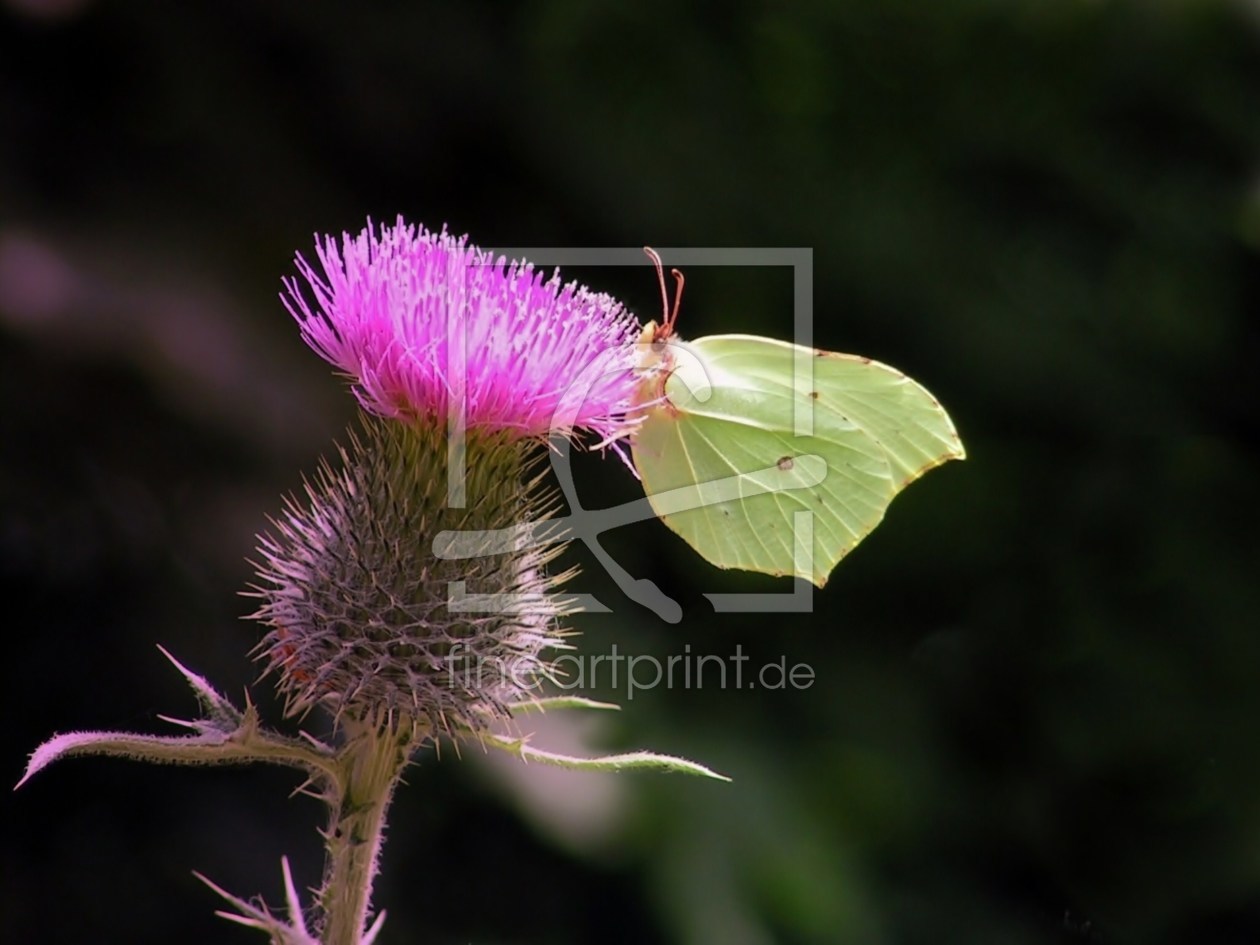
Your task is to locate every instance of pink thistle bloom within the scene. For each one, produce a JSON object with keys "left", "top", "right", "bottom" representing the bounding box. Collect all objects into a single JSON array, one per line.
[{"left": 283, "top": 217, "right": 642, "bottom": 443}]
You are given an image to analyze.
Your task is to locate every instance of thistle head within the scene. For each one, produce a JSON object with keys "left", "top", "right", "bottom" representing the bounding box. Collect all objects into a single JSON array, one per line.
[
  {"left": 250, "top": 418, "right": 571, "bottom": 734},
  {"left": 282, "top": 217, "right": 642, "bottom": 444},
  {"left": 250, "top": 219, "right": 642, "bottom": 737}
]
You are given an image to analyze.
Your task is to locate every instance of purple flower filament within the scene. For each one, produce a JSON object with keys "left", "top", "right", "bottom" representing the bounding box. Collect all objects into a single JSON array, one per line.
[{"left": 284, "top": 218, "right": 642, "bottom": 444}]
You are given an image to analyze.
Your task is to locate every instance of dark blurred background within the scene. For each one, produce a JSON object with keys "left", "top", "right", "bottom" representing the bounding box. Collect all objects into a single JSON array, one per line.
[{"left": 4, "top": 1, "right": 1260, "bottom": 943}]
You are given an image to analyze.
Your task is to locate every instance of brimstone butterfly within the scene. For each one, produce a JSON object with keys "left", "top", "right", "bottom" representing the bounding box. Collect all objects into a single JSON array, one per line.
[{"left": 629, "top": 250, "right": 965, "bottom": 587}]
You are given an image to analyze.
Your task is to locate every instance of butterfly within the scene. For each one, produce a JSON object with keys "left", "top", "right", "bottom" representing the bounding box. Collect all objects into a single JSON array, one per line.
[{"left": 629, "top": 249, "right": 965, "bottom": 586}]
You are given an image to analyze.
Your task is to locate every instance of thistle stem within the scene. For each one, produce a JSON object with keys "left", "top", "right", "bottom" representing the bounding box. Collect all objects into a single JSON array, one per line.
[{"left": 320, "top": 717, "right": 417, "bottom": 945}]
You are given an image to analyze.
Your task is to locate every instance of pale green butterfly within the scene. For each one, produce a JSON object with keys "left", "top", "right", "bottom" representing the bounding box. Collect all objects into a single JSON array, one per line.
[{"left": 629, "top": 250, "right": 965, "bottom": 587}]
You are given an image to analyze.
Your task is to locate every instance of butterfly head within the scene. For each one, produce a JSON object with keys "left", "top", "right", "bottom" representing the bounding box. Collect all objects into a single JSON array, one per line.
[
  {"left": 634, "top": 319, "right": 672, "bottom": 376},
  {"left": 632, "top": 248, "right": 687, "bottom": 404}
]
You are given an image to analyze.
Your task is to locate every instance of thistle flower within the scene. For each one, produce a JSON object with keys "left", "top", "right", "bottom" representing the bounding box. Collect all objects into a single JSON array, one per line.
[
  {"left": 252, "top": 219, "right": 641, "bottom": 736},
  {"left": 19, "top": 220, "right": 722, "bottom": 945},
  {"left": 283, "top": 217, "right": 642, "bottom": 443},
  {"left": 251, "top": 418, "right": 570, "bottom": 734}
]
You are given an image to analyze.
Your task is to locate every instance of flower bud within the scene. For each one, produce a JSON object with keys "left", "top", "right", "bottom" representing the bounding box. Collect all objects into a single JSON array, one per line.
[{"left": 250, "top": 417, "right": 569, "bottom": 735}]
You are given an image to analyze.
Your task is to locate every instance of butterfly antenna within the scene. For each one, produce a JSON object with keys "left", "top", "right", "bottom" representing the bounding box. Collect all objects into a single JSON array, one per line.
[
  {"left": 668, "top": 266, "right": 685, "bottom": 337},
  {"left": 644, "top": 246, "right": 671, "bottom": 339}
]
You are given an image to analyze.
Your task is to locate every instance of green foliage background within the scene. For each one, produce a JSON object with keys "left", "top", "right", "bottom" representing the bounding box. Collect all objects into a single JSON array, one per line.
[{"left": 3, "top": 2, "right": 1259, "bottom": 943}]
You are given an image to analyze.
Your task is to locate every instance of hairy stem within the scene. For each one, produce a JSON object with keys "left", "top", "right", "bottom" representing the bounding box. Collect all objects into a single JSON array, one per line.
[{"left": 320, "top": 717, "right": 418, "bottom": 945}]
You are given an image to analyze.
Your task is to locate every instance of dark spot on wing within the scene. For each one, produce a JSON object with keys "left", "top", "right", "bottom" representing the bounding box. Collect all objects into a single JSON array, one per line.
[
  {"left": 776, "top": 456, "right": 794, "bottom": 471},
  {"left": 809, "top": 390, "right": 819, "bottom": 399},
  {"left": 815, "top": 349, "right": 872, "bottom": 365}
]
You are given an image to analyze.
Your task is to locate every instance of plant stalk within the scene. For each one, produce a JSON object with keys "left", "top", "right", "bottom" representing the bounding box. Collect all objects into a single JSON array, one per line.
[{"left": 319, "top": 717, "right": 417, "bottom": 945}]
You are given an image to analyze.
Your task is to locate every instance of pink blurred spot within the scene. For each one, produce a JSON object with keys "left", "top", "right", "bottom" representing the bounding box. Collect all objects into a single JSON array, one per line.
[
  {"left": 0, "top": 229, "right": 79, "bottom": 326},
  {"left": 1, "top": 0, "right": 94, "bottom": 21}
]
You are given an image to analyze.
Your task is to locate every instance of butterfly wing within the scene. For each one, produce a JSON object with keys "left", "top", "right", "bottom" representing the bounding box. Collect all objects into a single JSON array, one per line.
[{"left": 631, "top": 334, "right": 965, "bottom": 586}]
